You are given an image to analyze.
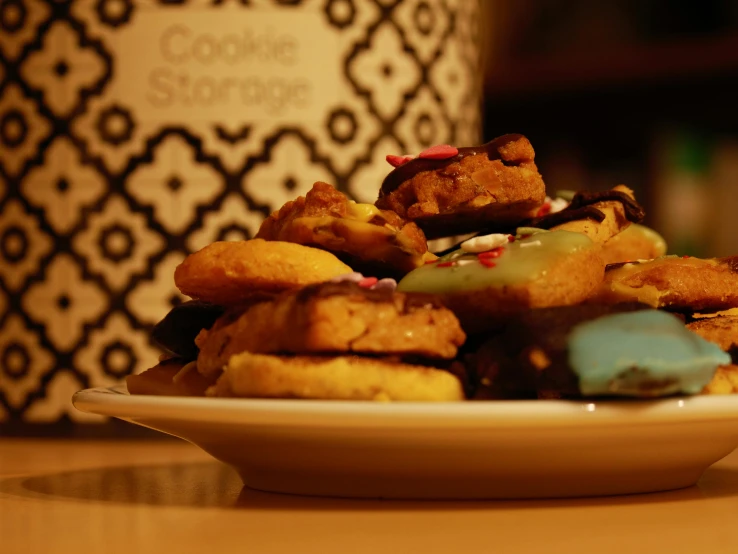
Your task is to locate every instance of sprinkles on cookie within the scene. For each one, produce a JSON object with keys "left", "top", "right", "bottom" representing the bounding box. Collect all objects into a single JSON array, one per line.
[{"left": 385, "top": 144, "right": 460, "bottom": 168}]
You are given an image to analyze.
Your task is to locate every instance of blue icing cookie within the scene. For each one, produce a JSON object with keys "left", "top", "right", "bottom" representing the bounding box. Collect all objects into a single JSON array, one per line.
[
  {"left": 471, "top": 305, "right": 730, "bottom": 400},
  {"left": 569, "top": 310, "right": 731, "bottom": 397}
]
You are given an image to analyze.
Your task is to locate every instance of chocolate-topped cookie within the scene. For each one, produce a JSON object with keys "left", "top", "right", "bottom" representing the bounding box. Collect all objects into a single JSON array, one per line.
[
  {"left": 431, "top": 186, "right": 646, "bottom": 258},
  {"left": 376, "top": 135, "right": 546, "bottom": 239},
  {"left": 528, "top": 186, "right": 645, "bottom": 244}
]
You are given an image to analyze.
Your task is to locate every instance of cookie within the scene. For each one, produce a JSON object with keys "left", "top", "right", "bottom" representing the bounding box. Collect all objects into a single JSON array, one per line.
[
  {"left": 207, "top": 352, "right": 464, "bottom": 401},
  {"left": 703, "top": 366, "right": 738, "bottom": 394},
  {"left": 535, "top": 186, "right": 645, "bottom": 245},
  {"left": 376, "top": 135, "right": 546, "bottom": 239},
  {"left": 174, "top": 239, "right": 353, "bottom": 305},
  {"left": 195, "top": 281, "right": 466, "bottom": 379},
  {"left": 686, "top": 316, "right": 738, "bottom": 353},
  {"left": 431, "top": 187, "right": 645, "bottom": 257},
  {"left": 691, "top": 308, "right": 738, "bottom": 319},
  {"left": 468, "top": 304, "right": 730, "bottom": 399},
  {"left": 693, "top": 317, "right": 738, "bottom": 395},
  {"left": 599, "top": 224, "right": 667, "bottom": 265},
  {"left": 256, "top": 182, "right": 434, "bottom": 278},
  {"left": 397, "top": 229, "right": 604, "bottom": 333},
  {"left": 126, "top": 359, "right": 216, "bottom": 397},
  {"left": 150, "top": 301, "right": 225, "bottom": 361},
  {"left": 589, "top": 255, "right": 738, "bottom": 312}
]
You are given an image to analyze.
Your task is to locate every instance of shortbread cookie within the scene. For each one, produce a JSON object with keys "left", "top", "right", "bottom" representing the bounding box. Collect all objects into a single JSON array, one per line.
[
  {"left": 589, "top": 256, "right": 738, "bottom": 312},
  {"left": 174, "top": 239, "right": 352, "bottom": 305},
  {"left": 694, "top": 316, "right": 738, "bottom": 394},
  {"left": 687, "top": 316, "right": 738, "bottom": 353},
  {"left": 208, "top": 352, "right": 464, "bottom": 401}
]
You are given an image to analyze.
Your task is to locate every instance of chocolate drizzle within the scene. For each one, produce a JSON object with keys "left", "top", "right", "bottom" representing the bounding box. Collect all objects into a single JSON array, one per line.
[
  {"left": 431, "top": 189, "right": 646, "bottom": 256},
  {"left": 527, "top": 190, "right": 645, "bottom": 230},
  {"left": 526, "top": 206, "right": 606, "bottom": 230},
  {"left": 569, "top": 190, "right": 646, "bottom": 222},
  {"left": 379, "top": 134, "right": 526, "bottom": 196}
]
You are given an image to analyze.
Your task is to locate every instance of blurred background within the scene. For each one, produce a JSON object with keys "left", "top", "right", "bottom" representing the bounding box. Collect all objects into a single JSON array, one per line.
[
  {"left": 483, "top": 0, "right": 738, "bottom": 257},
  {"left": 1, "top": 0, "right": 737, "bottom": 434}
]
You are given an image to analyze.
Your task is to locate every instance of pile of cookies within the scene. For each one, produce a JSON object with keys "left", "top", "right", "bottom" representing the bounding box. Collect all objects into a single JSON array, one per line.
[{"left": 127, "top": 134, "right": 738, "bottom": 401}]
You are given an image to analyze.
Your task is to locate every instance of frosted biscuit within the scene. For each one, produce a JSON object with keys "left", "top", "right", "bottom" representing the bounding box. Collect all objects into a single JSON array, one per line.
[
  {"left": 589, "top": 255, "right": 738, "bottom": 313},
  {"left": 174, "top": 239, "right": 352, "bottom": 305},
  {"left": 468, "top": 304, "right": 730, "bottom": 400},
  {"left": 376, "top": 135, "right": 546, "bottom": 239},
  {"left": 256, "top": 182, "right": 434, "bottom": 278},
  {"left": 195, "top": 281, "right": 466, "bottom": 379},
  {"left": 207, "top": 352, "right": 464, "bottom": 402},
  {"left": 397, "top": 229, "right": 605, "bottom": 333}
]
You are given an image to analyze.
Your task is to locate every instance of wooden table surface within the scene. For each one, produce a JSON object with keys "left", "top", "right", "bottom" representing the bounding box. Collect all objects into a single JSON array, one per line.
[{"left": 2, "top": 438, "right": 738, "bottom": 554}]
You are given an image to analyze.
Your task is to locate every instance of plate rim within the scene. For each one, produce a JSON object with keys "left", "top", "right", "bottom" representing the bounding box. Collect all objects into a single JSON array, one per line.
[{"left": 72, "top": 386, "right": 738, "bottom": 429}]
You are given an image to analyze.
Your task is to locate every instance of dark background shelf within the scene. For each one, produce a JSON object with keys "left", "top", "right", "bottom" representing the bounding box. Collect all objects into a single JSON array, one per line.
[{"left": 481, "top": 0, "right": 738, "bottom": 256}]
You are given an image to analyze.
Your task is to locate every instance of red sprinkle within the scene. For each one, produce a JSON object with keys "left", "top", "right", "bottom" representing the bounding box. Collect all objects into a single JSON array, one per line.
[
  {"left": 479, "top": 258, "right": 497, "bottom": 268},
  {"left": 682, "top": 255, "right": 690, "bottom": 259},
  {"left": 358, "top": 277, "right": 378, "bottom": 288},
  {"left": 478, "top": 247, "right": 505, "bottom": 259},
  {"left": 386, "top": 155, "right": 414, "bottom": 168},
  {"left": 536, "top": 202, "right": 552, "bottom": 217},
  {"left": 507, "top": 235, "right": 515, "bottom": 242},
  {"left": 418, "top": 144, "right": 459, "bottom": 160},
  {"left": 436, "top": 261, "right": 455, "bottom": 268}
]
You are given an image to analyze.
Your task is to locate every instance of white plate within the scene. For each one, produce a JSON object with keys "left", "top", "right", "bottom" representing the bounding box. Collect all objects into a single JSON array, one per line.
[{"left": 72, "top": 386, "right": 738, "bottom": 499}]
